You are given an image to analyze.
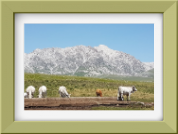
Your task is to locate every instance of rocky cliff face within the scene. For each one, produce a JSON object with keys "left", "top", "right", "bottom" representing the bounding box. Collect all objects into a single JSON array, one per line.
[{"left": 24, "top": 45, "right": 154, "bottom": 77}]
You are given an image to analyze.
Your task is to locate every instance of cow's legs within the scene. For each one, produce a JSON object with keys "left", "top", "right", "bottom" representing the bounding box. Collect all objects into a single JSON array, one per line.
[
  {"left": 117, "top": 93, "right": 120, "bottom": 100},
  {"left": 127, "top": 93, "right": 130, "bottom": 101},
  {"left": 29, "top": 91, "right": 32, "bottom": 99},
  {"left": 42, "top": 92, "right": 46, "bottom": 98},
  {"left": 120, "top": 93, "right": 124, "bottom": 101},
  {"left": 117, "top": 93, "right": 124, "bottom": 101},
  {"left": 26, "top": 92, "right": 29, "bottom": 98}
]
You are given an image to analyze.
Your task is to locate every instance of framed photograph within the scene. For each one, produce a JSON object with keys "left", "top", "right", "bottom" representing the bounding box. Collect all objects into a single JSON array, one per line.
[
  {"left": 17, "top": 13, "right": 159, "bottom": 120},
  {"left": 0, "top": 0, "right": 177, "bottom": 133},
  {"left": 23, "top": 22, "right": 155, "bottom": 110}
]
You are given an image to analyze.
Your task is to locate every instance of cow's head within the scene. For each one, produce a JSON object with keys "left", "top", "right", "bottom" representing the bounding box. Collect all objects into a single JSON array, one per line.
[
  {"left": 67, "top": 94, "right": 71, "bottom": 98},
  {"left": 132, "top": 86, "right": 137, "bottom": 92}
]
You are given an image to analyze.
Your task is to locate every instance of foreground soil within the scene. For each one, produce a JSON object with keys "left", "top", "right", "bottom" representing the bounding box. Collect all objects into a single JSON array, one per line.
[{"left": 25, "top": 97, "right": 154, "bottom": 110}]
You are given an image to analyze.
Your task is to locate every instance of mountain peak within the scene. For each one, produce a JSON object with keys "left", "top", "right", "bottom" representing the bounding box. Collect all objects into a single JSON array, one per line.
[
  {"left": 95, "top": 44, "right": 110, "bottom": 50},
  {"left": 98, "top": 44, "right": 109, "bottom": 48},
  {"left": 94, "top": 44, "right": 116, "bottom": 55}
]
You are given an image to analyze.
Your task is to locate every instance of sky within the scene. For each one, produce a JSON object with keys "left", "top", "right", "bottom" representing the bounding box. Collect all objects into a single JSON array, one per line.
[{"left": 25, "top": 24, "right": 154, "bottom": 62}]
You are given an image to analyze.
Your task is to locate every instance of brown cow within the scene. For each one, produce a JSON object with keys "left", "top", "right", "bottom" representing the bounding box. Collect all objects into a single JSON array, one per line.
[{"left": 96, "top": 89, "right": 102, "bottom": 97}]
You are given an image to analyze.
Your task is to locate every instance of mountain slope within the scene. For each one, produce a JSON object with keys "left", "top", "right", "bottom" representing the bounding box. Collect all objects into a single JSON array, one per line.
[
  {"left": 24, "top": 45, "right": 154, "bottom": 77},
  {"left": 143, "top": 62, "right": 154, "bottom": 71}
]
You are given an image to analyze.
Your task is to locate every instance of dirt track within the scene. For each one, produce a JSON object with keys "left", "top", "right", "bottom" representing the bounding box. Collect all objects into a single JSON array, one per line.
[{"left": 25, "top": 97, "right": 153, "bottom": 110}]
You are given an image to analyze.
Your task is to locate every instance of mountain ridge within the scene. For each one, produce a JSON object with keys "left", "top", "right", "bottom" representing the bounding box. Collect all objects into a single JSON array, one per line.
[{"left": 24, "top": 45, "right": 154, "bottom": 77}]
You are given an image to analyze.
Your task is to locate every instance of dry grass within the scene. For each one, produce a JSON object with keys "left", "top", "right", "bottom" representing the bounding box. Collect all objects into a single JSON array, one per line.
[
  {"left": 25, "top": 73, "right": 154, "bottom": 102},
  {"left": 67, "top": 88, "right": 153, "bottom": 102}
]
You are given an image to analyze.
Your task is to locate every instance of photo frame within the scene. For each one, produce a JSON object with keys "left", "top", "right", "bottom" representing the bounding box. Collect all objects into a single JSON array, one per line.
[{"left": 0, "top": 0, "right": 177, "bottom": 133}]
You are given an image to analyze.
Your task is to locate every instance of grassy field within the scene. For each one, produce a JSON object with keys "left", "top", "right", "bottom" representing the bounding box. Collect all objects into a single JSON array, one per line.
[
  {"left": 25, "top": 73, "right": 154, "bottom": 102},
  {"left": 97, "top": 74, "right": 153, "bottom": 82}
]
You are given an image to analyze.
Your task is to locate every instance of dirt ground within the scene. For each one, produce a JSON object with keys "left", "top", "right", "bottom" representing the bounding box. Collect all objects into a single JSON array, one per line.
[
  {"left": 25, "top": 104, "right": 130, "bottom": 110},
  {"left": 25, "top": 97, "right": 153, "bottom": 110}
]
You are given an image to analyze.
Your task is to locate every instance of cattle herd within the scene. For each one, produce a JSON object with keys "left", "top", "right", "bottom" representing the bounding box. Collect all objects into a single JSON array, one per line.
[{"left": 24, "top": 85, "right": 137, "bottom": 101}]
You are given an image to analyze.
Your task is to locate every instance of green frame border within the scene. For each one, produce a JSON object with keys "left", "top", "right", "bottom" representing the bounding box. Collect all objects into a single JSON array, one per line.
[{"left": 0, "top": 0, "right": 177, "bottom": 133}]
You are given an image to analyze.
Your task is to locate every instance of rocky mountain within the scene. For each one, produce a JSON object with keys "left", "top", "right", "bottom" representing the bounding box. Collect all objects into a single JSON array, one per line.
[
  {"left": 24, "top": 45, "right": 154, "bottom": 77},
  {"left": 143, "top": 62, "right": 154, "bottom": 71}
]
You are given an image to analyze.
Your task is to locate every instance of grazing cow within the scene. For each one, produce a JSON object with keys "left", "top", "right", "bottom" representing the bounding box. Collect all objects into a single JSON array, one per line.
[
  {"left": 58, "top": 86, "right": 71, "bottom": 98},
  {"left": 26, "top": 86, "right": 35, "bottom": 99},
  {"left": 117, "top": 86, "right": 137, "bottom": 101},
  {"left": 96, "top": 89, "right": 102, "bottom": 97},
  {"left": 38, "top": 86, "right": 47, "bottom": 98},
  {"left": 24, "top": 92, "right": 28, "bottom": 98}
]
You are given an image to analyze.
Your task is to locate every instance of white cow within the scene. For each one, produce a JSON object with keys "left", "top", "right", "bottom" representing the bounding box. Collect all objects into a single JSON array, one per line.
[
  {"left": 26, "top": 86, "right": 35, "bottom": 99},
  {"left": 24, "top": 92, "right": 28, "bottom": 98},
  {"left": 117, "top": 86, "right": 137, "bottom": 101},
  {"left": 58, "top": 86, "right": 71, "bottom": 98},
  {"left": 38, "top": 86, "right": 47, "bottom": 98}
]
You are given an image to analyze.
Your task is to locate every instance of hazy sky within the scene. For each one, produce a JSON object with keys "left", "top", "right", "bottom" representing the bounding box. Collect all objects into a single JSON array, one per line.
[{"left": 25, "top": 24, "right": 154, "bottom": 62}]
